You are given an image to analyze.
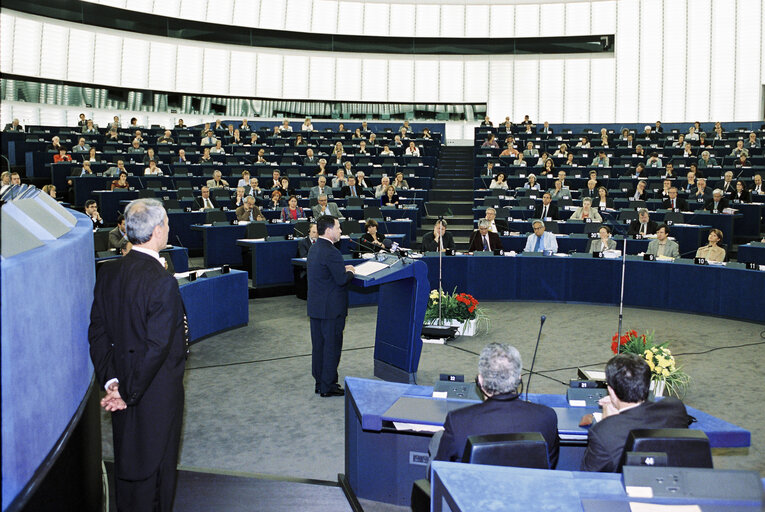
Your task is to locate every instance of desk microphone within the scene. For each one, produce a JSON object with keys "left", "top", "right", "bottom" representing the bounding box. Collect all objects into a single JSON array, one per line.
[
  {"left": 467, "top": 228, "right": 479, "bottom": 252},
  {"left": 525, "top": 314, "right": 546, "bottom": 402},
  {"left": 175, "top": 235, "right": 185, "bottom": 249}
]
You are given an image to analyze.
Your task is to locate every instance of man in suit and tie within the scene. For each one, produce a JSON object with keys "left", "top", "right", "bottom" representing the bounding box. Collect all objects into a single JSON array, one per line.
[
  {"left": 4, "top": 118, "right": 24, "bottom": 132},
  {"left": 661, "top": 187, "right": 688, "bottom": 211},
  {"left": 430, "top": 343, "right": 559, "bottom": 468},
  {"left": 340, "top": 176, "right": 363, "bottom": 198},
  {"left": 704, "top": 189, "right": 729, "bottom": 213},
  {"left": 245, "top": 177, "right": 263, "bottom": 197},
  {"left": 646, "top": 224, "right": 680, "bottom": 258},
  {"left": 309, "top": 176, "right": 331, "bottom": 199},
  {"left": 690, "top": 178, "right": 712, "bottom": 204},
  {"left": 108, "top": 215, "right": 128, "bottom": 250},
  {"left": 628, "top": 209, "right": 658, "bottom": 236},
  {"left": 312, "top": 194, "right": 341, "bottom": 218},
  {"left": 307, "top": 216, "right": 356, "bottom": 397},
  {"left": 200, "top": 129, "right": 217, "bottom": 147},
  {"left": 198, "top": 186, "right": 217, "bottom": 210},
  {"left": 524, "top": 220, "right": 558, "bottom": 253},
  {"left": 580, "top": 179, "right": 599, "bottom": 199},
  {"left": 468, "top": 219, "right": 504, "bottom": 253},
  {"left": 303, "top": 148, "right": 318, "bottom": 166},
  {"left": 484, "top": 207, "right": 508, "bottom": 234},
  {"left": 581, "top": 353, "right": 689, "bottom": 472},
  {"left": 235, "top": 196, "right": 265, "bottom": 222},
  {"left": 297, "top": 223, "right": 318, "bottom": 257},
  {"left": 716, "top": 171, "right": 736, "bottom": 199},
  {"left": 88, "top": 198, "right": 187, "bottom": 511},
  {"left": 533, "top": 192, "right": 559, "bottom": 220}
]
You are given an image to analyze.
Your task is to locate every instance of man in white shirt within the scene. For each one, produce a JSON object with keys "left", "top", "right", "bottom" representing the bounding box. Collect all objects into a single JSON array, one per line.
[{"left": 524, "top": 220, "right": 558, "bottom": 253}]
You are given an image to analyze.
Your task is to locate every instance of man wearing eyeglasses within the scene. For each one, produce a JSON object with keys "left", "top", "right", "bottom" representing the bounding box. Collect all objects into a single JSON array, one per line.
[{"left": 524, "top": 220, "right": 558, "bottom": 253}]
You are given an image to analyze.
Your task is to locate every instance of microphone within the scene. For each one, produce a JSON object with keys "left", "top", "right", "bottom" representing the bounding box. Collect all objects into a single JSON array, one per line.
[
  {"left": 467, "top": 228, "right": 479, "bottom": 252},
  {"left": 175, "top": 235, "right": 185, "bottom": 248},
  {"left": 525, "top": 315, "right": 546, "bottom": 402}
]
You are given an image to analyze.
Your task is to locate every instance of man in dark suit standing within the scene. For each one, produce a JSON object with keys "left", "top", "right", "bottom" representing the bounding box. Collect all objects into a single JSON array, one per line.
[
  {"left": 431, "top": 343, "right": 559, "bottom": 468},
  {"left": 468, "top": 219, "right": 504, "bottom": 253},
  {"left": 581, "top": 354, "right": 689, "bottom": 472},
  {"left": 307, "top": 216, "right": 356, "bottom": 396},
  {"left": 88, "top": 198, "right": 187, "bottom": 511}
]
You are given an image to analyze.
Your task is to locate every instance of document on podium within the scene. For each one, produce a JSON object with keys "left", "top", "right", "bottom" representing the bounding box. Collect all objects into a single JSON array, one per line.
[{"left": 353, "top": 260, "right": 391, "bottom": 277}]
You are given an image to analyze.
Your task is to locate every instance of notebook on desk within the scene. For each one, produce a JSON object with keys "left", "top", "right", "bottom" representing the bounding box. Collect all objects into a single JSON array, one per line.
[{"left": 382, "top": 397, "right": 475, "bottom": 426}]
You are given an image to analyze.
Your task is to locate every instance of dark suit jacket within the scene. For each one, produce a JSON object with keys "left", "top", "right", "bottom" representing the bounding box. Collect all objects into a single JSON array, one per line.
[
  {"left": 108, "top": 227, "right": 126, "bottom": 249},
  {"left": 197, "top": 196, "right": 218, "bottom": 209},
  {"left": 627, "top": 220, "right": 659, "bottom": 235},
  {"left": 704, "top": 197, "right": 729, "bottom": 212},
  {"left": 730, "top": 190, "right": 751, "bottom": 203},
  {"left": 340, "top": 184, "right": 364, "bottom": 198},
  {"left": 581, "top": 397, "right": 690, "bottom": 472},
  {"left": 627, "top": 189, "right": 650, "bottom": 201},
  {"left": 468, "top": 231, "right": 503, "bottom": 252},
  {"left": 533, "top": 203, "right": 559, "bottom": 220},
  {"left": 297, "top": 237, "right": 316, "bottom": 258},
  {"left": 88, "top": 251, "right": 187, "bottom": 480},
  {"left": 421, "top": 231, "right": 455, "bottom": 252},
  {"left": 580, "top": 187, "right": 599, "bottom": 199},
  {"left": 435, "top": 391, "right": 560, "bottom": 469},
  {"left": 306, "top": 238, "right": 354, "bottom": 319},
  {"left": 716, "top": 181, "right": 736, "bottom": 198},
  {"left": 661, "top": 197, "right": 689, "bottom": 211},
  {"left": 492, "top": 218, "right": 509, "bottom": 234}
]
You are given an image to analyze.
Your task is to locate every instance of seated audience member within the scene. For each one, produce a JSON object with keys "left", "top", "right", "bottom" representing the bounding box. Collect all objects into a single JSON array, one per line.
[
  {"left": 524, "top": 174, "right": 541, "bottom": 191},
  {"left": 704, "top": 189, "right": 729, "bottom": 213},
  {"left": 379, "top": 144, "right": 394, "bottom": 157},
  {"left": 0, "top": 171, "right": 10, "bottom": 194},
  {"left": 646, "top": 224, "right": 679, "bottom": 258},
  {"left": 581, "top": 353, "right": 689, "bottom": 472},
  {"left": 198, "top": 186, "right": 217, "bottom": 210},
  {"left": 278, "top": 177, "right": 295, "bottom": 198},
  {"left": 588, "top": 225, "right": 616, "bottom": 253},
  {"left": 312, "top": 194, "right": 341, "bottom": 218},
  {"left": 576, "top": 136, "right": 590, "bottom": 148},
  {"left": 393, "top": 172, "right": 409, "bottom": 190},
  {"left": 645, "top": 152, "right": 662, "bottom": 168},
  {"left": 662, "top": 162, "right": 676, "bottom": 179},
  {"left": 209, "top": 140, "right": 226, "bottom": 155},
  {"left": 547, "top": 179, "right": 570, "bottom": 201},
  {"left": 592, "top": 187, "right": 613, "bottom": 209},
  {"left": 232, "top": 186, "right": 246, "bottom": 207},
  {"left": 380, "top": 185, "right": 399, "bottom": 206},
  {"left": 405, "top": 141, "right": 420, "bottom": 156},
  {"left": 280, "top": 195, "right": 306, "bottom": 222},
  {"left": 340, "top": 176, "right": 363, "bottom": 199},
  {"left": 206, "top": 170, "right": 229, "bottom": 189},
  {"left": 266, "top": 190, "right": 287, "bottom": 210},
  {"left": 421, "top": 220, "right": 455, "bottom": 252},
  {"left": 199, "top": 147, "right": 213, "bottom": 164},
  {"left": 111, "top": 171, "right": 130, "bottom": 191},
  {"left": 41, "top": 184, "right": 57, "bottom": 198},
  {"left": 481, "top": 133, "right": 499, "bottom": 149},
  {"left": 245, "top": 177, "right": 262, "bottom": 198},
  {"left": 175, "top": 119, "right": 186, "bottom": 129},
  {"left": 534, "top": 192, "right": 559, "bottom": 220},
  {"left": 4, "top": 118, "right": 24, "bottom": 132},
  {"left": 355, "top": 171, "right": 370, "bottom": 190},
  {"left": 591, "top": 150, "right": 610, "bottom": 167},
  {"left": 297, "top": 223, "right": 318, "bottom": 257},
  {"left": 157, "top": 130, "right": 174, "bottom": 144},
  {"left": 49, "top": 136, "right": 64, "bottom": 152},
  {"left": 359, "top": 219, "right": 386, "bottom": 253},
  {"left": 127, "top": 139, "right": 144, "bottom": 154},
  {"left": 201, "top": 130, "right": 217, "bottom": 147},
  {"left": 301, "top": 117, "right": 314, "bottom": 132},
  {"left": 716, "top": 171, "right": 736, "bottom": 198},
  {"left": 73, "top": 137, "right": 90, "bottom": 153},
  {"left": 570, "top": 197, "right": 603, "bottom": 222},
  {"left": 331, "top": 169, "right": 348, "bottom": 189},
  {"left": 745, "top": 131, "right": 760, "bottom": 149},
  {"left": 236, "top": 195, "right": 265, "bottom": 223},
  {"left": 84, "top": 199, "right": 103, "bottom": 229},
  {"left": 690, "top": 178, "right": 712, "bottom": 203},
  {"left": 661, "top": 187, "right": 688, "bottom": 211},
  {"left": 735, "top": 154, "right": 751, "bottom": 168},
  {"left": 731, "top": 181, "right": 750, "bottom": 203},
  {"left": 80, "top": 161, "right": 94, "bottom": 176},
  {"left": 108, "top": 215, "right": 128, "bottom": 249},
  {"left": 309, "top": 176, "right": 331, "bottom": 199},
  {"left": 523, "top": 141, "right": 539, "bottom": 158},
  {"left": 513, "top": 153, "right": 528, "bottom": 167},
  {"left": 430, "top": 343, "right": 559, "bottom": 468},
  {"left": 468, "top": 220, "right": 504, "bottom": 253},
  {"left": 697, "top": 150, "right": 718, "bottom": 168},
  {"left": 86, "top": 147, "right": 101, "bottom": 163},
  {"left": 628, "top": 180, "right": 649, "bottom": 201},
  {"left": 484, "top": 207, "right": 508, "bottom": 234},
  {"left": 237, "top": 170, "right": 251, "bottom": 188},
  {"left": 375, "top": 176, "right": 392, "bottom": 198},
  {"left": 696, "top": 228, "right": 726, "bottom": 262},
  {"left": 552, "top": 143, "right": 569, "bottom": 158},
  {"left": 730, "top": 140, "right": 749, "bottom": 158},
  {"left": 278, "top": 119, "right": 292, "bottom": 133},
  {"left": 144, "top": 160, "right": 163, "bottom": 176},
  {"left": 480, "top": 115, "right": 493, "bottom": 127},
  {"left": 315, "top": 158, "right": 328, "bottom": 176},
  {"left": 580, "top": 179, "right": 599, "bottom": 199},
  {"left": 81, "top": 119, "right": 97, "bottom": 134},
  {"left": 105, "top": 159, "right": 127, "bottom": 177},
  {"left": 53, "top": 147, "right": 72, "bottom": 163},
  {"left": 524, "top": 220, "right": 558, "bottom": 253},
  {"left": 489, "top": 173, "right": 509, "bottom": 190},
  {"left": 628, "top": 209, "right": 658, "bottom": 236},
  {"left": 500, "top": 142, "right": 519, "bottom": 158}
]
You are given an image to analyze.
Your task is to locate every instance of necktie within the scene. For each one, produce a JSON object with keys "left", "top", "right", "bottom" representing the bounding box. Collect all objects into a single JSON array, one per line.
[
  {"left": 249, "top": 211, "right": 253, "bottom": 221},
  {"left": 534, "top": 236, "right": 542, "bottom": 252},
  {"left": 205, "top": 198, "right": 212, "bottom": 209},
  {"left": 483, "top": 236, "right": 489, "bottom": 251},
  {"left": 351, "top": 187, "right": 357, "bottom": 197},
  {"left": 543, "top": 206, "right": 548, "bottom": 218},
  {"left": 641, "top": 223, "right": 646, "bottom": 235},
  {"left": 672, "top": 199, "right": 676, "bottom": 209}
]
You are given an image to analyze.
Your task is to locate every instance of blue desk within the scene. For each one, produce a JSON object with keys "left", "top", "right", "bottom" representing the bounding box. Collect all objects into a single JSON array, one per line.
[
  {"left": 95, "top": 246, "right": 189, "bottom": 273},
  {"left": 430, "top": 463, "right": 765, "bottom": 512},
  {"left": 737, "top": 242, "right": 765, "bottom": 265},
  {"left": 345, "top": 377, "right": 751, "bottom": 507},
  {"left": 179, "top": 270, "right": 249, "bottom": 342}
]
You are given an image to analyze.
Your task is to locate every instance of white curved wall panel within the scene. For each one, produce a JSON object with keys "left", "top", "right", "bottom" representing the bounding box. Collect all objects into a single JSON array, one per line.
[{"left": 2, "top": 0, "right": 764, "bottom": 123}]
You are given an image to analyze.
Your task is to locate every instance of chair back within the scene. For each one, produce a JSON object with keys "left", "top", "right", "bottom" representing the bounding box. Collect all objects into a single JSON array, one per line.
[
  {"left": 461, "top": 432, "right": 549, "bottom": 469},
  {"left": 620, "top": 428, "right": 712, "bottom": 471},
  {"left": 347, "top": 197, "right": 364, "bottom": 208},
  {"left": 364, "top": 206, "right": 382, "bottom": 219},
  {"left": 341, "top": 219, "right": 362, "bottom": 234},
  {"left": 246, "top": 222, "right": 268, "bottom": 239},
  {"left": 205, "top": 210, "right": 228, "bottom": 224}
]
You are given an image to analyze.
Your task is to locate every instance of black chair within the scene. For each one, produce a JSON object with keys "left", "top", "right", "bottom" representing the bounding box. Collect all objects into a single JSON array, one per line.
[
  {"left": 93, "top": 229, "right": 111, "bottom": 253},
  {"left": 543, "top": 221, "right": 560, "bottom": 234},
  {"left": 629, "top": 200, "right": 647, "bottom": 210},
  {"left": 205, "top": 210, "right": 228, "bottom": 225},
  {"left": 584, "top": 222, "right": 603, "bottom": 234},
  {"left": 364, "top": 206, "right": 382, "bottom": 219},
  {"left": 620, "top": 428, "right": 712, "bottom": 472},
  {"left": 138, "top": 189, "right": 156, "bottom": 198},
  {"left": 246, "top": 222, "right": 268, "bottom": 239},
  {"left": 294, "top": 220, "right": 311, "bottom": 238},
  {"left": 163, "top": 199, "right": 181, "bottom": 210},
  {"left": 663, "top": 211, "right": 684, "bottom": 225},
  {"left": 517, "top": 197, "right": 535, "bottom": 208},
  {"left": 341, "top": 219, "right": 362, "bottom": 234},
  {"left": 619, "top": 210, "right": 638, "bottom": 222},
  {"left": 411, "top": 433, "right": 550, "bottom": 512},
  {"left": 346, "top": 197, "right": 364, "bottom": 208}
]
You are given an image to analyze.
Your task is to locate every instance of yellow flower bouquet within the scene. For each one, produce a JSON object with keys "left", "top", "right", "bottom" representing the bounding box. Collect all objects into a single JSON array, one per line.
[{"left": 642, "top": 345, "right": 690, "bottom": 398}]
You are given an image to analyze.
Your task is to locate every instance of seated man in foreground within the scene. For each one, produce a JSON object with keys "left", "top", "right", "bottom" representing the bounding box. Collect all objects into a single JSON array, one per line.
[
  {"left": 581, "top": 353, "right": 690, "bottom": 472},
  {"left": 430, "top": 343, "right": 559, "bottom": 469}
]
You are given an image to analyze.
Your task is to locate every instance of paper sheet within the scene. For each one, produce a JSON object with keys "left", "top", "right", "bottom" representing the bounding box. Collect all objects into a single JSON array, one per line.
[
  {"left": 629, "top": 503, "right": 701, "bottom": 512},
  {"left": 353, "top": 260, "right": 390, "bottom": 277}
]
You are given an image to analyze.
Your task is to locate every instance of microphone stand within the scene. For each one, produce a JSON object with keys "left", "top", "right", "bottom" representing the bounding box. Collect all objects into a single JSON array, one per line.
[{"left": 438, "top": 215, "right": 444, "bottom": 325}]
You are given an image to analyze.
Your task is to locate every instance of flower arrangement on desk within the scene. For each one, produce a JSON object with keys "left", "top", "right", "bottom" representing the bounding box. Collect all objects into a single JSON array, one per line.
[
  {"left": 424, "top": 288, "right": 489, "bottom": 336},
  {"left": 610, "top": 329, "right": 690, "bottom": 398}
]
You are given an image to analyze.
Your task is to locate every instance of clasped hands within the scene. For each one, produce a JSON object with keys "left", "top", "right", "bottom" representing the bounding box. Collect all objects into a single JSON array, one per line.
[{"left": 101, "top": 381, "right": 127, "bottom": 412}]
